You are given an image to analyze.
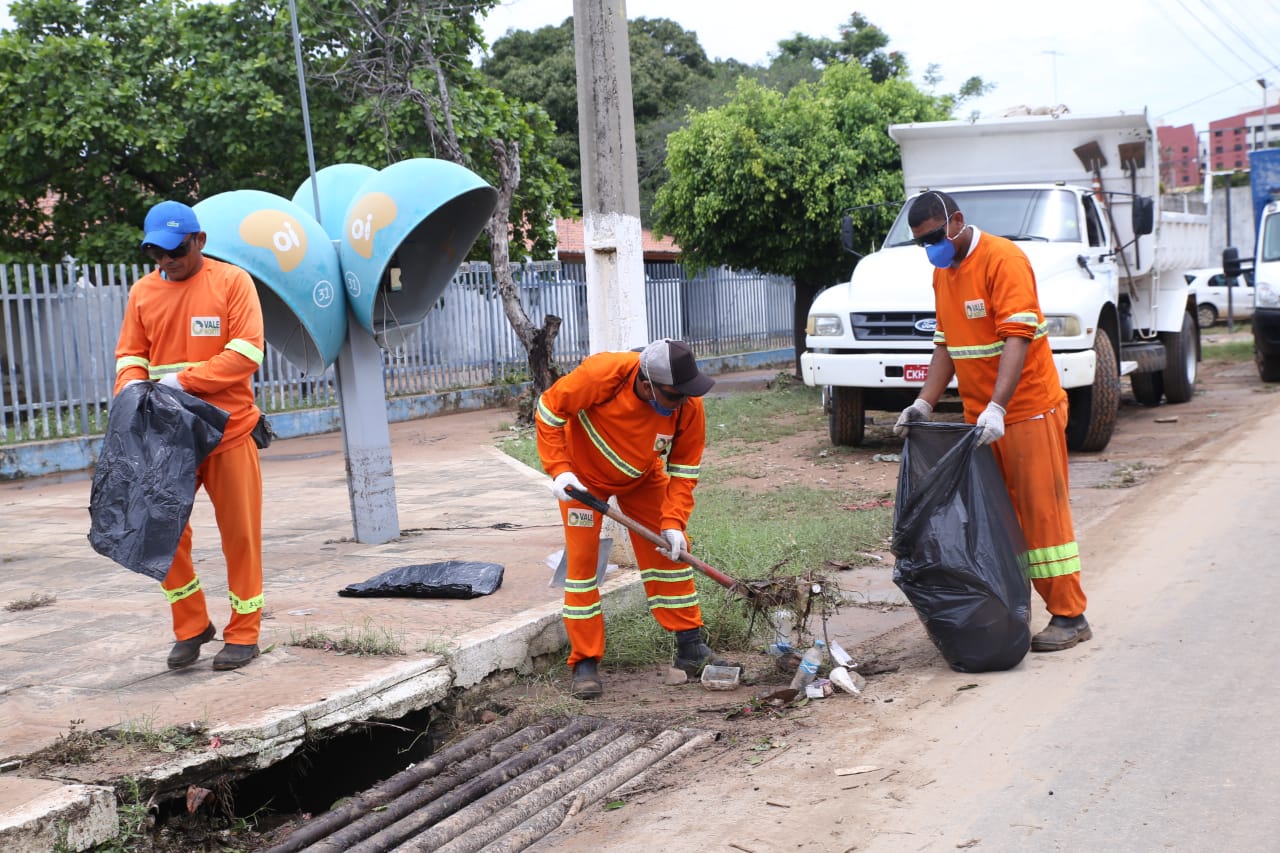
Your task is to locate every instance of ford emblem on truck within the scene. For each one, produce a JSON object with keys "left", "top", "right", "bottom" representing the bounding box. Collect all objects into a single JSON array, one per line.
[{"left": 914, "top": 318, "right": 937, "bottom": 333}]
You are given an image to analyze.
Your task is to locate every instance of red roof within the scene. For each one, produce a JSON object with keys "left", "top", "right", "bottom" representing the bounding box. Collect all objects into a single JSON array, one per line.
[{"left": 553, "top": 218, "right": 681, "bottom": 262}]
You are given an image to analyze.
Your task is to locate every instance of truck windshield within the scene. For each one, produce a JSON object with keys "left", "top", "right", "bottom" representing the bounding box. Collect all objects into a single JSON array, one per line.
[{"left": 884, "top": 189, "right": 1082, "bottom": 248}]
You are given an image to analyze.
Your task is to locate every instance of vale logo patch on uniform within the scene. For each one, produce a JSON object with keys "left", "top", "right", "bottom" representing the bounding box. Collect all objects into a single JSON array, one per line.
[
  {"left": 191, "top": 316, "right": 222, "bottom": 336},
  {"left": 964, "top": 300, "right": 987, "bottom": 320},
  {"left": 567, "top": 508, "right": 595, "bottom": 527}
]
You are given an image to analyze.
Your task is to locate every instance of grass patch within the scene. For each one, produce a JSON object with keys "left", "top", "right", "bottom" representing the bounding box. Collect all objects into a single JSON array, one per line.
[
  {"left": 38, "top": 719, "right": 107, "bottom": 766},
  {"left": 4, "top": 592, "right": 56, "bottom": 611},
  {"left": 702, "top": 374, "right": 824, "bottom": 445},
  {"left": 1202, "top": 339, "right": 1254, "bottom": 362},
  {"left": 105, "top": 717, "right": 208, "bottom": 754},
  {"left": 288, "top": 619, "right": 405, "bottom": 656}
]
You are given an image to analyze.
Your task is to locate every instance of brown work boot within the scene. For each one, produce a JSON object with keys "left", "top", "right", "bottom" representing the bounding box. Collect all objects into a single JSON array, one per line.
[
  {"left": 167, "top": 623, "right": 217, "bottom": 670},
  {"left": 212, "top": 643, "right": 260, "bottom": 671},
  {"left": 571, "top": 658, "right": 603, "bottom": 700},
  {"left": 1031, "top": 615, "right": 1093, "bottom": 652}
]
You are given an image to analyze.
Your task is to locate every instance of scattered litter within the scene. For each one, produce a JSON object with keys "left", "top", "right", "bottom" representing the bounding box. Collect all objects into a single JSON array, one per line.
[
  {"left": 1154, "top": 416, "right": 1179, "bottom": 424},
  {"left": 804, "top": 681, "right": 828, "bottom": 699},
  {"left": 765, "top": 800, "right": 792, "bottom": 808},
  {"left": 957, "top": 683, "right": 980, "bottom": 691},
  {"left": 834, "top": 765, "right": 880, "bottom": 776},
  {"left": 186, "top": 785, "right": 213, "bottom": 814},
  {"left": 871, "top": 453, "right": 902, "bottom": 463},
  {"left": 829, "top": 640, "right": 854, "bottom": 668},
  {"left": 701, "top": 665, "right": 741, "bottom": 691},
  {"left": 829, "top": 666, "right": 865, "bottom": 695},
  {"left": 756, "top": 686, "right": 798, "bottom": 704},
  {"left": 286, "top": 609, "right": 316, "bottom": 616}
]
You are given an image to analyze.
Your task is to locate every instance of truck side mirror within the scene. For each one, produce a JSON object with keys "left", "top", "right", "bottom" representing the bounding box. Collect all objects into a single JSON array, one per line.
[
  {"left": 840, "top": 215, "right": 855, "bottom": 254},
  {"left": 1223, "top": 246, "right": 1242, "bottom": 278},
  {"left": 1132, "top": 196, "right": 1155, "bottom": 236}
]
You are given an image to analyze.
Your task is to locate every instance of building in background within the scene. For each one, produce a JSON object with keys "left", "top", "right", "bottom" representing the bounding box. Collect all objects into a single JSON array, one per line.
[{"left": 1159, "top": 123, "right": 1200, "bottom": 188}]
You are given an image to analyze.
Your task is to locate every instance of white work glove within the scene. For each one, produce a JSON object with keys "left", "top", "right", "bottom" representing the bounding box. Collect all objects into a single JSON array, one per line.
[
  {"left": 124, "top": 379, "right": 145, "bottom": 389},
  {"left": 893, "top": 398, "right": 933, "bottom": 437},
  {"left": 551, "top": 471, "right": 586, "bottom": 503},
  {"left": 158, "top": 372, "right": 184, "bottom": 390},
  {"left": 975, "top": 401, "right": 1006, "bottom": 445},
  {"left": 660, "top": 529, "right": 687, "bottom": 561}
]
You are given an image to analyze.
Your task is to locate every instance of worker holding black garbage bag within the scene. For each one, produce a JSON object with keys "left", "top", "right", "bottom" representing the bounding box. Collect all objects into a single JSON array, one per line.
[{"left": 894, "top": 190, "right": 1092, "bottom": 654}]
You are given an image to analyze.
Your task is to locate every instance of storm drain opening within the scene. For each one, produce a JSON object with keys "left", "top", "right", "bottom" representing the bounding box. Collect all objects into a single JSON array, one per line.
[{"left": 248, "top": 713, "right": 716, "bottom": 852}]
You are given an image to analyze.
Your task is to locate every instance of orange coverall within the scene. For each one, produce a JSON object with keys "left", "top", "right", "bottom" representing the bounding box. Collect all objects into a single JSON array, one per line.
[
  {"left": 535, "top": 351, "right": 707, "bottom": 666},
  {"left": 932, "top": 229, "right": 1088, "bottom": 618},
  {"left": 113, "top": 258, "right": 267, "bottom": 645}
]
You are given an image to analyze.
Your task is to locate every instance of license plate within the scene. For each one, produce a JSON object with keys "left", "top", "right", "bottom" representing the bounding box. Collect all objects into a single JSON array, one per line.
[{"left": 904, "top": 364, "right": 929, "bottom": 382}]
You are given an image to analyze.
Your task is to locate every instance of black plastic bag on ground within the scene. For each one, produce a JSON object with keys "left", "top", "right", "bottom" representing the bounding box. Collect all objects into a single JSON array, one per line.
[
  {"left": 338, "top": 561, "right": 505, "bottom": 599},
  {"left": 88, "top": 382, "right": 229, "bottom": 581},
  {"left": 890, "top": 422, "right": 1031, "bottom": 672}
]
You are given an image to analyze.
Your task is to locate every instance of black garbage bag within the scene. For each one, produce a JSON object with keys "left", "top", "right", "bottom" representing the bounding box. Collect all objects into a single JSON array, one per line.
[
  {"left": 88, "top": 382, "right": 229, "bottom": 581},
  {"left": 890, "top": 422, "right": 1031, "bottom": 673},
  {"left": 338, "top": 561, "right": 505, "bottom": 599}
]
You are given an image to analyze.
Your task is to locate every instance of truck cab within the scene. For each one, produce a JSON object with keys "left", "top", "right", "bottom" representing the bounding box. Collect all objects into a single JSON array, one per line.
[{"left": 1223, "top": 149, "right": 1280, "bottom": 381}]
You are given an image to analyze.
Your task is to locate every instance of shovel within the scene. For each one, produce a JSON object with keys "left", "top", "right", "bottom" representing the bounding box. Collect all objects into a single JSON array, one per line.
[{"left": 564, "top": 485, "right": 789, "bottom": 606}]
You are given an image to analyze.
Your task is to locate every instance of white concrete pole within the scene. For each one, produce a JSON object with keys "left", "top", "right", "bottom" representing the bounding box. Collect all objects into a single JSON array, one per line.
[{"left": 573, "top": 0, "right": 648, "bottom": 353}]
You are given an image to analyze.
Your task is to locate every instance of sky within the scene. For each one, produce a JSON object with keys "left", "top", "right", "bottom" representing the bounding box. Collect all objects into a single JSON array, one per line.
[
  {"left": 1, "top": 0, "right": 1276, "bottom": 134},
  {"left": 480, "top": 0, "right": 1280, "bottom": 134}
]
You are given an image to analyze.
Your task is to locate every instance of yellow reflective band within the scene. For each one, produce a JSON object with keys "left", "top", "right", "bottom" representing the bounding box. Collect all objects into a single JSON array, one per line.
[
  {"left": 1026, "top": 542, "right": 1081, "bottom": 579},
  {"left": 229, "top": 591, "right": 264, "bottom": 614},
  {"left": 948, "top": 340, "right": 1005, "bottom": 361},
  {"left": 1033, "top": 321, "right": 1050, "bottom": 340},
  {"left": 639, "top": 567, "right": 696, "bottom": 583},
  {"left": 564, "top": 578, "right": 598, "bottom": 593},
  {"left": 666, "top": 462, "right": 700, "bottom": 480},
  {"left": 562, "top": 603, "right": 603, "bottom": 620},
  {"left": 578, "top": 411, "right": 644, "bottom": 478},
  {"left": 536, "top": 397, "right": 567, "bottom": 428},
  {"left": 149, "top": 360, "right": 201, "bottom": 379},
  {"left": 227, "top": 338, "right": 264, "bottom": 365},
  {"left": 116, "top": 355, "right": 150, "bottom": 374},
  {"left": 1005, "top": 312, "right": 1039, "bottom": 327},
  {"left": 162, "top": 577, "right": 201, "bottom": 604},
  {"left": 647, "top": 593, "right": 699, "bottom": 610}
]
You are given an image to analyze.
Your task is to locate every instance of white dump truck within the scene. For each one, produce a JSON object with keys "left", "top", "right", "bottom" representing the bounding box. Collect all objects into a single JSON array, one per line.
[{"left": 802, "top": 110, "right": 1210, "bottom": 451}]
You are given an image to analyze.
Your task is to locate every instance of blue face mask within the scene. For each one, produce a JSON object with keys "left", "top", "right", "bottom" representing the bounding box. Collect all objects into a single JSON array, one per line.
[
  {"left": 925, "top": 237, "right": 956, "bottom": 269},
  {"left": 648, "top": 399, "right": 676, "bottom": 417}
]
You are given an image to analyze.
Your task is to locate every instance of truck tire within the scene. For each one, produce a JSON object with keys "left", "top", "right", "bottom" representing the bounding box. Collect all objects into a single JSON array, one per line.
[
  {"left": 1130, "top": 371, "right": 1164, "bottom": 407},
  {"left": 1256, "top": 350, "right": 1280, "bottom": 382},
  {"left": 1066, "top": 332, "right": 1119, "bottom": 452},
  {"left": 828, "top": 386, "right": 866, "bottom": 446},
  {"left": 1160, "top": 310, "right": 1198, "bottom": 403}
]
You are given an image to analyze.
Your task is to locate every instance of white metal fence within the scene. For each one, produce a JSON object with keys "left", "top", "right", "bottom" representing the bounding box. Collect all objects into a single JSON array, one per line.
[{"left": 1, "top": 259, "right": 794, "bottom": 445}]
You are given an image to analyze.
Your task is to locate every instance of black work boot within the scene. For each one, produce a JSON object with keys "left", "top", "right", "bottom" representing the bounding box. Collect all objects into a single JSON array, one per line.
[
  {"left": 167, "top": 623, "right": 217, "bottom": 670},
  {"left": 571, "top": 658, "right": 603, "bottom": 700},
  {"left": 1031, "top": 614, "right": 1093, "bottom": 652},
  {"left": 212, "top": 643, "right": 260, "bottom": 671},
  {"left": 673, "top": 628, "right": 738, "bottom": 677}
]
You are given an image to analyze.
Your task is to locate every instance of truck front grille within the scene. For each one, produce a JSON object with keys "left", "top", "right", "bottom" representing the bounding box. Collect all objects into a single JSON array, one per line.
[{"left": 851, "top": 311, "right": 936, "bottom": 341}]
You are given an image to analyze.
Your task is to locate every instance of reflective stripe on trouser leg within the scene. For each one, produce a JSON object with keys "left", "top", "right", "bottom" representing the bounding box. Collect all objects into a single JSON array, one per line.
[
  {"left": 991, "top": 403, "right": 1088, "bottom": 618},
  {"left": 559, "top": 498, "right": 606, "bottom": 668},
  {"left": 162, "top": 522, "right": 211, "bottom": 641},
  {"left": 204, "top": 437, "right": 265, "bottom": 644},
  {"left": 618, "top": 480, "right": 702, "bottom": 633}
]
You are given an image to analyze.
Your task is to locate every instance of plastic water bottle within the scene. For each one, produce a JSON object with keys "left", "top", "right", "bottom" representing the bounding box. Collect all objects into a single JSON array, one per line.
[
  {"left": 767, "top": 609, "right": 795, "bottom": 656},
  {"left": 789, "top": 639, "right": 826, "bottom": 692}
]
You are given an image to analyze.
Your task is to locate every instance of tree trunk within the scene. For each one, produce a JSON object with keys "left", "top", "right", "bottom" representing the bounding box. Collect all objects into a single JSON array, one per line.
[
  {"left": 486, "top": 139, "right": 562, "bottom": 424},
  {"left": 791, "top": 276, "right": 826, "bottom": 379}
]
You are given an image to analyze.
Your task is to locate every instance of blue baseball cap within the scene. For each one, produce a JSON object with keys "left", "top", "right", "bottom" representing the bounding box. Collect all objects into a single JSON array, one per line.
[{"left": 140, "top": 200, "right": 201, "bottom": 250}]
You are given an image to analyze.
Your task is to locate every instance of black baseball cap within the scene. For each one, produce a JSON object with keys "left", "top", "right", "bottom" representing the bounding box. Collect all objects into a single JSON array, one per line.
[{"left": 639, "top": 339, "right": 715, "bottom": 397}]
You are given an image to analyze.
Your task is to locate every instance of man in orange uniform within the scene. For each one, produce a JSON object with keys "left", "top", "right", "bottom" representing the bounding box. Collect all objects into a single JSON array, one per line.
[
  {"left": 894, "top": 191, "right": 1092, "bottom": 652},
  {"left": 536, "top": 339, "right": 732, "bottom": 698},
  {"left": 114, "top": 200, "right": 267, "bottom": 671}
]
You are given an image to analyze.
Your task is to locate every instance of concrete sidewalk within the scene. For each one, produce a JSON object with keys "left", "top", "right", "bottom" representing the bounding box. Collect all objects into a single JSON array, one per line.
[{"left": 0, "top": 405, "right": 652, "bottom": 851}]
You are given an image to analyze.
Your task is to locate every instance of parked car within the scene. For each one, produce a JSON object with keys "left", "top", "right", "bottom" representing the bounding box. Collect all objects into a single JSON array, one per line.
[{"left": 1185, "top": 267, "right": 1255, "bottom": 327}]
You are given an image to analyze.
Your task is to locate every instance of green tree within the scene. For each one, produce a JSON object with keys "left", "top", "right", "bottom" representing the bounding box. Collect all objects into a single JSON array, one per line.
[
  {"left": 0, "top": 0, "right": 350, "bottom": 262},
  {"left": 310, "top": 0, "right": 573, "bottom": 407},
  {"left": 653, "top": 62, "right": 952, "bottom": 373},
  {"left": 482, "top": 16, "right": 713, "bottom": 222}
]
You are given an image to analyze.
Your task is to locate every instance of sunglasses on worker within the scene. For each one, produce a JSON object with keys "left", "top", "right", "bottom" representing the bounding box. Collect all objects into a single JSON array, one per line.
[
  {"left": 143, "top": 236, "right": 195, "bottom": 262},
  {"left": 914, "top": 214, "right": 961, "bottom": 248},
  {"left": 651, "top": 382, "right": 687, "bottom": 403}
]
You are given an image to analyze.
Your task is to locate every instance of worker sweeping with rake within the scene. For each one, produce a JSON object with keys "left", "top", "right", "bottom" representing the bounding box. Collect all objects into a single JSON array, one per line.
[{"left": 535, "top": 338, "right": 738, "bottom": 699}]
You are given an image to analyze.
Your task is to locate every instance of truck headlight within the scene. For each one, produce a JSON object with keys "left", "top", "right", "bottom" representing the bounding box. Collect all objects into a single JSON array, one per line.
[
  {"left": 1257, "top": 279, "right": 1280, "bottom": 309},
  {"left": 807, "top": 314, "right": 844, "bottom": 336},
  {"left": 1042, "top": 315, "right": 1081, "bottom": 337}
]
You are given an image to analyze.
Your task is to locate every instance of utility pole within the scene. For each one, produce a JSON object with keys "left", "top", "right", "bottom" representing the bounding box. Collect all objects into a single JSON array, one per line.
[
  {"left": 573, "top": 0, "right": 647, "bottom": 353},
  {"left": 1259, "top": 78, "right": 1270, "bottom": 150}
]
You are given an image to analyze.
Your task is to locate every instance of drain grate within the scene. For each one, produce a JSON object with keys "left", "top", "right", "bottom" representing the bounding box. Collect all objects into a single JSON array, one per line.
[{"left": 262, "top": 715, "right": 715, "bottom": 852}]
